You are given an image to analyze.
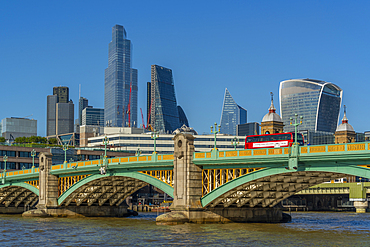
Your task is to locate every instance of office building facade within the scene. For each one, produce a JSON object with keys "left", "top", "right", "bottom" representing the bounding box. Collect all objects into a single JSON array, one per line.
[
  {"left": 237, "top": 122, "right": 260, "bottom": 136},
  {"left": 47, "top": 86, "right": 74, "bottom": 136},
  {"left": 82, "top": 108, "right": 104, "bottom": 126},
  {"left": 104, "top": 24, "right": 138, "bottom": 128},
  {"left": 78, "top": 97, "right": 89, "bottom": 125},
  {"left": 1, "top": 117, "right": 37, "bottom": 140},
  {"left": 150, "top": 65, "right": 182, "bottom": 133},
  {"left": 279, "top": 79, "right": 342, "bottom": 133},
  {"left": 220, "top": 88, "right": 247, "bottom": 135}
]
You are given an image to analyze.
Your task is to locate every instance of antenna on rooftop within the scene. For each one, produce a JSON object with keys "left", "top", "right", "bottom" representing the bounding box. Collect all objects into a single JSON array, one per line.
[{"left": 79, "top": 84, "right": 81, "bottom": 99}]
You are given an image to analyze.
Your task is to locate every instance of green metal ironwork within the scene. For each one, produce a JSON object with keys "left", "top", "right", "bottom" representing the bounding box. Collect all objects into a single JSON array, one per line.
[
  {"left": 31, "top": 149, "right": 36, "bottom": 173},
  {"left": 210, "top": 122, "right": 220, "bottom": 150},
  {"left": 151, "top": 130, "right": 159, "bottom": 154},
  {"left": 231, "top": 137, "right": 239, "bottom": 150},
  {"left": 0, "top": 182, "right": 40, "bottom": 196},
  {"left": 62, "top": 143, "right": 68, "bottom": 164},
  {"left": 200, "top": 165, "right": 370, "bottom": 207},
  {"left": 57, "top": 172, "right": 174, "bottom": 206}
]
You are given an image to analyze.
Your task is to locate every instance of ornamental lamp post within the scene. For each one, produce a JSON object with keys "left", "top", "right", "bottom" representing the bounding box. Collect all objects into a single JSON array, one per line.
[
  {"left": 103, "top": 136, "right": 109, "bottom": 159},
  {"left": 151, "top": 130, "right": 159, "bottom": 154},
  {"left": 2, "top": 155, "right": 7, "bottom": 184},
  {"left": 210, "top": 122, "right": 221, "bottom": 150},
  {"left": 231, "top": 137, "right": 239, "bottom": 150},
  {"left": 62, "top": 143, "right": 69, "bottom": 164},
  {"left": 3, "top": 155, "right": 8, "bottom": 172},
  {"left": 290, "top": 114, "right": 303, "bottom": 145},
  {"left": 31, "top": 149, "right": 36, "bottom": 173}
]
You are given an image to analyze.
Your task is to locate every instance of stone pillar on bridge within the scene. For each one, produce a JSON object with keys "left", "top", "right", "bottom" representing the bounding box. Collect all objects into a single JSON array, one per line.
[
  {"left": 157, "top": 133, "right": 204, "bottom": 224},
  {"left": 156, "top": 133, "right": 291, "bottom": 224},
  {"left": 171, "top": 133, "right": 202, "bottom": 211},
  {"left": 23, "top": 152, "right": 59, "bottom": 217},
  {"left": 37, "top": 152, "right": 59, "bottom": 209}
]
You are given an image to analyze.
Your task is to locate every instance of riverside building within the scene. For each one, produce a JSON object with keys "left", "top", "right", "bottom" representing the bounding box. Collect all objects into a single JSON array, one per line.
[{"left": 83, "top": 126, "right": 245, "bottom": 154}]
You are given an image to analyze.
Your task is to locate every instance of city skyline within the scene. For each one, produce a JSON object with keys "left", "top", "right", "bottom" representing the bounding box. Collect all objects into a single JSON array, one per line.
[{"left": 2, "top": 1, "right": 370, "bottom": 136}]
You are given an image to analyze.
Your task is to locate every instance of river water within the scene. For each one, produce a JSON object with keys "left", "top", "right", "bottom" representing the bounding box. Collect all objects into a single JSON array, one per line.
[{"left": 1, "top": 212, "right": 369, "bottom": 246}]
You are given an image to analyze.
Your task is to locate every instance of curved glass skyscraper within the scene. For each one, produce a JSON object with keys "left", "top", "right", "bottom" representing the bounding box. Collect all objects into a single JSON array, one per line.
[
  {"left": 220, "top": 88, "right": 247, "bottom": 135},
  {"left": 279, "top": 79, "right": 342, "bottom": 133}
]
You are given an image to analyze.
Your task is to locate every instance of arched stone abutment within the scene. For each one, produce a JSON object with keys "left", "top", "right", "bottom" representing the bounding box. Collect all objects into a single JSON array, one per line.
[
  {"left": 0, "top": 183, "right": 39, "bottom": 212},
  {"left": 201, "top": 166, "right": 370, "bottom": 208},
  {"left": 58, "top": 172, "right": 174, "bottom": 207}
]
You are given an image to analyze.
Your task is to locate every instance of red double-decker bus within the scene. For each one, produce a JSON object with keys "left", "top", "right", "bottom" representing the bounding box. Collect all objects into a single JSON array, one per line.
[{"left": 245, "top": 132, "right": 304, "bottom": 149}]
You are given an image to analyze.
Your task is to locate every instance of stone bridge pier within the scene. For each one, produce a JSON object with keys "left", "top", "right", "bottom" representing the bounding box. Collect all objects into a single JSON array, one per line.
[
  {"left": 22, "top": 153, "right": 132, "bottom": 217},
  {"left": 156, "top": 133, "right": 290, "bottom": 224}
]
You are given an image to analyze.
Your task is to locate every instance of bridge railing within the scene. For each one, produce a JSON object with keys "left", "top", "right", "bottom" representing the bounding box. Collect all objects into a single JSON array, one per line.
[
  {"left": 1, "top": 153, "right": 175, "bottom": 181},
  {"left": 194, "top": 142, "right": 370, "bottom": 162}
]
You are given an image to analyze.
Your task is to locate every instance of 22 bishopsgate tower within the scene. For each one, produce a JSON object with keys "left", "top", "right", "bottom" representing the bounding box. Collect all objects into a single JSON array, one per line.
[{"left": 104, "top": 25, "right": 138, "bottom": 127}]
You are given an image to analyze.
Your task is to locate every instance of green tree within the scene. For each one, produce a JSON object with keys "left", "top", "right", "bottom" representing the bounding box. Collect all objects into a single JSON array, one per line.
[
  {"left": 0, "top": 137, "right": 5, "bottom": 143},
  {"left": 48, "top": 138, "right": 58, "bottom": 144}
]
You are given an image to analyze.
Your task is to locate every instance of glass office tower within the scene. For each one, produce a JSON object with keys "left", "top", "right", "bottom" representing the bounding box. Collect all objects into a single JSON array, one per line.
[
  {"left": 279, "top": 79, "right": 342, "bottom": 133},
  {"left": 104, "top": 25, "right": 138, "bottom": 127},
  {"left": 78, "top": 97, "right": 89, "bottom": 125},
  {"left": 220, "top": 88, "right": 247, "bottom": 135},
  {"left": 150, "top": 65, "right": 181, "bottom": 133}
]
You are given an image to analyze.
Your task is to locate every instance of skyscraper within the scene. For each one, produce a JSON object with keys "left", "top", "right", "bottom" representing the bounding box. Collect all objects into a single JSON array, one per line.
[
  {"left": 78, "top": 97, "right": 89, "bottom": 126},
  {"left": 104, "top": 24, "right": 138, "bottom": 127},
  {"left": 279, "top": 79, "right": 342, "bottom": 133},
  {"left": 47, "top": 86, "right": 74, "bottom": 136},
  {"left": 220, "top": 88, "right": 247, "bottom": 135},
  {"left": 82, "top": 108, "right": 104, "bottom": 126},
  {"left": 53, "top": 86, "right": 69, "bottom": 103},
  {"left": 150, "top": 65, "right": 182, "bottom": 133}
]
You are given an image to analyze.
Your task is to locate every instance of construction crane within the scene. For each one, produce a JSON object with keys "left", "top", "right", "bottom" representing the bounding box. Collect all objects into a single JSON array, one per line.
[
  {"left": 140, "top": 108, "right": 145, "bottom": 129},
  {"left": 23, "top": 114, "right": 33, "bottom": 119}
]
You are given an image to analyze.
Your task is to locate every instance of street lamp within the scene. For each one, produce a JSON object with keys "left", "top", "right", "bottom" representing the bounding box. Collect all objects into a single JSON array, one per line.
[
  {"left": 103, "top": 136, "right": 109, "bottom": 159},
  {"left": 31, "top": 149, "right": 36, "bottom": 173},
  {"left": 151, "top": 130, "right": 159, "bottom": 154},
  {"left": 290, "top": 114, "right": 303, "bottom": 145},
  {"left": 210, "top": 123, "right": 221, "bottom": 150},
  {"left": 62, "top": 143, "right": 68, "bottom": 165},
  {"left": 231, "top": 137, "right": 239, "bottom": 150},
  {"left": 3, "top": 155, "right": 8, "bottom": 172},
  {"left": 136, "top": 148, "right": 142, "bottom": 157}
]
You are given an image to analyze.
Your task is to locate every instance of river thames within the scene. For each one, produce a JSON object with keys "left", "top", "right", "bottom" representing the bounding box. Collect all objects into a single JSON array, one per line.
[{"left": 1, "top": 212, "right": 369, "bottom": 246}]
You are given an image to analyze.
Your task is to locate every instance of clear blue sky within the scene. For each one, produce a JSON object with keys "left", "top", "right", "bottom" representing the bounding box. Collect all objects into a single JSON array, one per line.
[{"left": 1, "top": 1, "right": 370, "bottom": 136}]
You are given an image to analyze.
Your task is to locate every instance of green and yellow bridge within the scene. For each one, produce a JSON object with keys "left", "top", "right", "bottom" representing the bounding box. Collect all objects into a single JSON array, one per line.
[{"left": 1, "top": 134, "right": 370, "bottom": 221}]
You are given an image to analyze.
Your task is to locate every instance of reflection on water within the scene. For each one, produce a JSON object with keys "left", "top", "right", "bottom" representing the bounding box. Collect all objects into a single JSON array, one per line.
[{"left": 1, "top": 212, "right": 370, "bottom": 246}]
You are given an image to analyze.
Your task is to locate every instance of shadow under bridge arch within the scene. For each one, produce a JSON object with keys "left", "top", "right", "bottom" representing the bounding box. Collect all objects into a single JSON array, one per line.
[
  {"left": 201, "top": 165, "right": 370, "bottom": 209},
  {"left": 58, "top": 172, "right": 174, "bottom": 207},
  {"left": 0, "top": 182, "right": 39, "bottom": 208}
]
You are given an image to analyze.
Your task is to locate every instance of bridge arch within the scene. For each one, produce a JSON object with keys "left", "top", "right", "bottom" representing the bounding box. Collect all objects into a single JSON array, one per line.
[
  {"left": 201, "top": 165, "right": 370, "bottom": 208},
  {"left": 58, "top": 172, "right": 174, "bottom": 206},
  {"left": 0, "top": 182, "right": 39, "bottom": 208}
]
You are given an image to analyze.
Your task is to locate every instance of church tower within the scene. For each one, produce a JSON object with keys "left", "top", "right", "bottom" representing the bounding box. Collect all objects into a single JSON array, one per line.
[{"left": 261, "top": 93, "right": 284, "bottom": 134}]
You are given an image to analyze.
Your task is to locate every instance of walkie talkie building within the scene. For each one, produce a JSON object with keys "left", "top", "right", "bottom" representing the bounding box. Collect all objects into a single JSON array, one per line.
[{"left": 279, "top": 79, "right": 342, "bottom": 133}]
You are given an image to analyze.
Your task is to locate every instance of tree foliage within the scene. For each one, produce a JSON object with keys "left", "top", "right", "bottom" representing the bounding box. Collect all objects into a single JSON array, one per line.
[
  {"left": 0, "top": 137, "right": 5, "bottom": 143},
  {"left": 14, "top": 136, "right": 48, "bottom": 144}
]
